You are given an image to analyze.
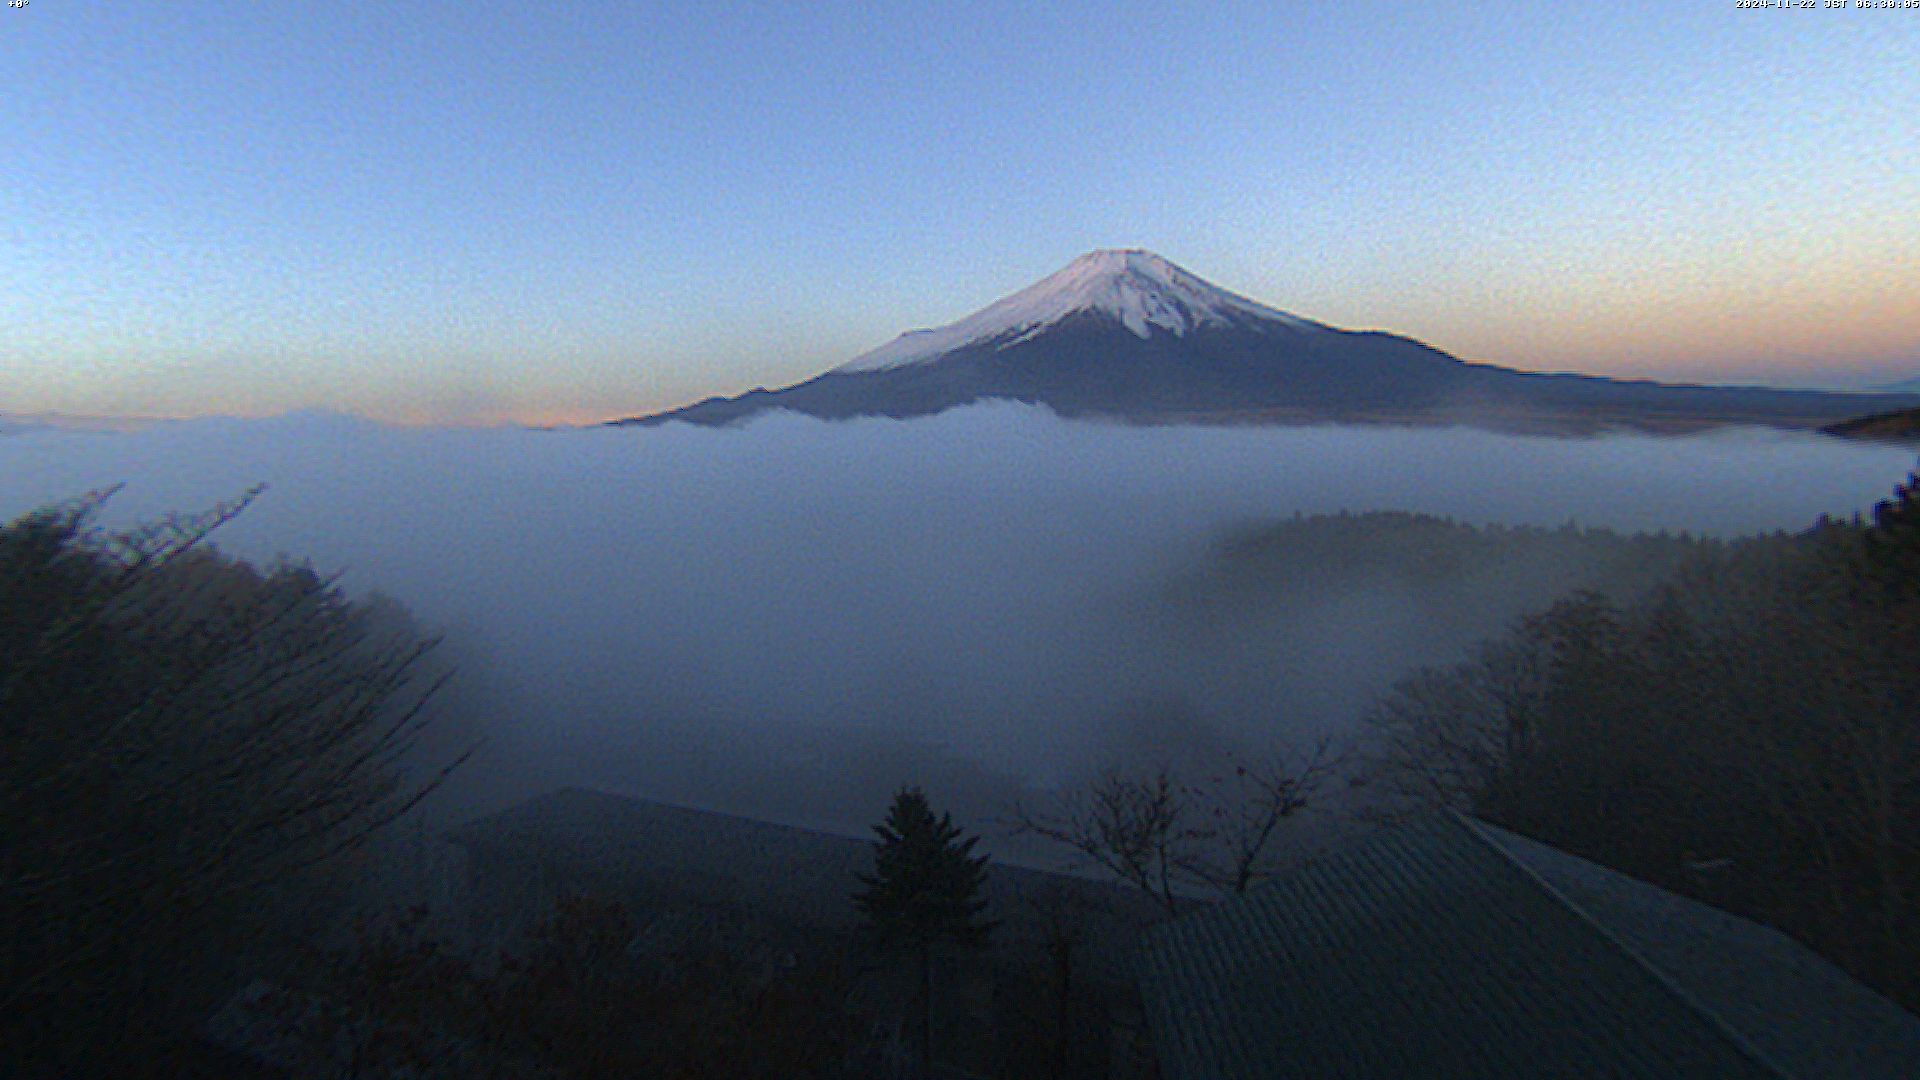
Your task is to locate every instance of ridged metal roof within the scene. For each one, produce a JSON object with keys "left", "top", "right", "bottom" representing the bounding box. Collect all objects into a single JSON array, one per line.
[
  {"left": 1478, "top": 822, "right": 1920, "bottom": 1080},
  {"left": 1138, "top": 815, "right": 1920, "bottom": 1080}
]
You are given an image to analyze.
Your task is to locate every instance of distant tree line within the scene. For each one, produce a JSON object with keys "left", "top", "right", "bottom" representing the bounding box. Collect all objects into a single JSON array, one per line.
[
  {"left": 1201, "top": 509, "right": 1717, "bottom": 616},
  {"left": 239, "top": 894, "right": 865, "bottom": 1080},
  {"left": 243, "top": 790, "right": 1011, "bottom": 1080},
  {"left": 1364, "top": 463, "right": 1920, "bottom": 1008}
]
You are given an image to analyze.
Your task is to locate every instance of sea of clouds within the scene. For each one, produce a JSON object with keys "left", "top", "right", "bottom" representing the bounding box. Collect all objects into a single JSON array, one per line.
[{"left": 3, "top": 404, "right": 1913, "bottom": 839}]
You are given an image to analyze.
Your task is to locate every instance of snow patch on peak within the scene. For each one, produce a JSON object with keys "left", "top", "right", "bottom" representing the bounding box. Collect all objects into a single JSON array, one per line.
[{"left": 836, "top": 250, "right": 1321, "bottom": 374}]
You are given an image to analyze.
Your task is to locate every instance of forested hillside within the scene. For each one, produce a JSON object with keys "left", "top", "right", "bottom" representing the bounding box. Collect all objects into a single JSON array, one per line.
[
  {"left": 1186, "top": 510, "right": 1713, "bottom": 616},
  {"left": 1139, "top": 511, "right": 1720, "bottom": 768},
  {"left": 1363, "top": 465, "right": 1920, "bottom": 1008},
  {"left": 9, "top": 475, "right": 1919, "bottom": 1076}
]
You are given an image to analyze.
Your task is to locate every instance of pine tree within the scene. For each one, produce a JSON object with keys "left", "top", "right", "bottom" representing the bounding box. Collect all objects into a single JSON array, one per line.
[
  {"left": 853, "top": 787, "right": 992, "bottom": 1078},
  {"left": 1865, "top": 463, "right": 1920, "bottom": 609},
  {"left": 1858, "top": 463, "right": 1920, "bottom": 727}
]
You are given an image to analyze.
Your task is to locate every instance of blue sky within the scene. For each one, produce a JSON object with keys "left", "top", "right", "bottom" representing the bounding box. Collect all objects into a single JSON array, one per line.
[{"left": 4, "top": 1, "right": 1917, "bottom": 424}]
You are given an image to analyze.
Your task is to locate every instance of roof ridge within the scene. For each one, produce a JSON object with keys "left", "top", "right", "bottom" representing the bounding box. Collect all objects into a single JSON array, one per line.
[
  {"left": 444, "top": 788, "right": 884, "bottom": 854},
  {"left": 450, "top": 787, "right": 1131, "bottom": 881},
  {"left": 1451, "top": 812, "right": 1797, "bottom": 1080}
]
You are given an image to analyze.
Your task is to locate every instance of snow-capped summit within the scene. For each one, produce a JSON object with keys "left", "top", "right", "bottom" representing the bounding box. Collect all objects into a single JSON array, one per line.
[
  {"left": 836, "top": 249, "right": 1321, "bottom": 373},
  {"left": 616, "top": 250, "right": 1920, "bottom": 432}
]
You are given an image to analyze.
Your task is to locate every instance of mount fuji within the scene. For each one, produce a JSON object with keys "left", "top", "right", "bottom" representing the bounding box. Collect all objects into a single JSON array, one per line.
[{"left": 618, "top": 250, "right": 1920, "bottom": 433}]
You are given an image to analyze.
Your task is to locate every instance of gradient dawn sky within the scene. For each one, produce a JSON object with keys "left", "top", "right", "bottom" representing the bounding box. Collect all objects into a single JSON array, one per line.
[{"left": 4, "top": 2, "right": 1918, "bottom": 425}]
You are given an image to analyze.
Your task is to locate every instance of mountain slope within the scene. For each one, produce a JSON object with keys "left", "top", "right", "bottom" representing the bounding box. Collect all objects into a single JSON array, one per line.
[
  {"left": 616, "top": 251, "right": 1920, "bottom": 432},
  {"left": 1824, "top": 406, "right": 1920, "bottom": 443},
  {"left": 835, "top": 249, "right": 1323, "bottom": 373}
]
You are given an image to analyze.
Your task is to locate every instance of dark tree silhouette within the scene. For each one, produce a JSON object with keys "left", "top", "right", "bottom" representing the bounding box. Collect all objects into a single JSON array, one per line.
[
  {"left": 0, "top": 488, "right": 466, "bottom": 1070},
  {"left": 1360, "top": 461, "right": 1920, "bottom": 1008},
  {"left": 854, "top": 787, "right": 992, "bottom": 1078},
  {"left": 1012, "top": 743, "right": 1337, "bottom": 916}
]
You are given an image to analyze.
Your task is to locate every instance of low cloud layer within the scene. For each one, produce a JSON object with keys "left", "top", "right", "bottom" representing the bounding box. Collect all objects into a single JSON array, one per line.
[{"left": 4, "top": 405, "right": 1914, "bottom": 837}]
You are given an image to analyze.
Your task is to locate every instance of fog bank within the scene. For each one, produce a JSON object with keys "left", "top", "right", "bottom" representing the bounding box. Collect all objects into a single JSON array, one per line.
[{"left": 4, "top": 405, "right": 1912, "bottom": 835}]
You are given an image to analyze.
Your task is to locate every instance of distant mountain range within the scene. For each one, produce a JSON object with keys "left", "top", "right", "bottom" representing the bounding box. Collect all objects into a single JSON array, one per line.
[
  {"left": 0, "top": 412, "right": 164, "bottom": 436},
  {"left": 616, "top": 250, "right": 1920, "bottom": 434}
]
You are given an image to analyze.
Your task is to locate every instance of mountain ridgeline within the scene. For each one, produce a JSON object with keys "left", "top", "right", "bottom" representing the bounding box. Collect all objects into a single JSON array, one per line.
[
  {"left": 1825, "top": 405, "right": 1920, "bottom": 444},
  {"left": 616, "top": 250, "right": 1920, "bottom": 434}
]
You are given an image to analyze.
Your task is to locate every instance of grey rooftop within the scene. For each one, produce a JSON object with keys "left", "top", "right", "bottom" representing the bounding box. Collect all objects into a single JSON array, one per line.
[{"left": 1138, "top": 814, "right": 1920, "bottom": 1080}]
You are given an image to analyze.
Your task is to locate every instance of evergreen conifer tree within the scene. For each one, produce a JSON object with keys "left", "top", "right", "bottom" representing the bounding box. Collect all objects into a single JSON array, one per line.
[
  {"left": 1865, "top": 464, "right": 1920, "bottom": 608},
  {"left": 853, "top": 787, "right": 992, "bottom": 1078}
]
